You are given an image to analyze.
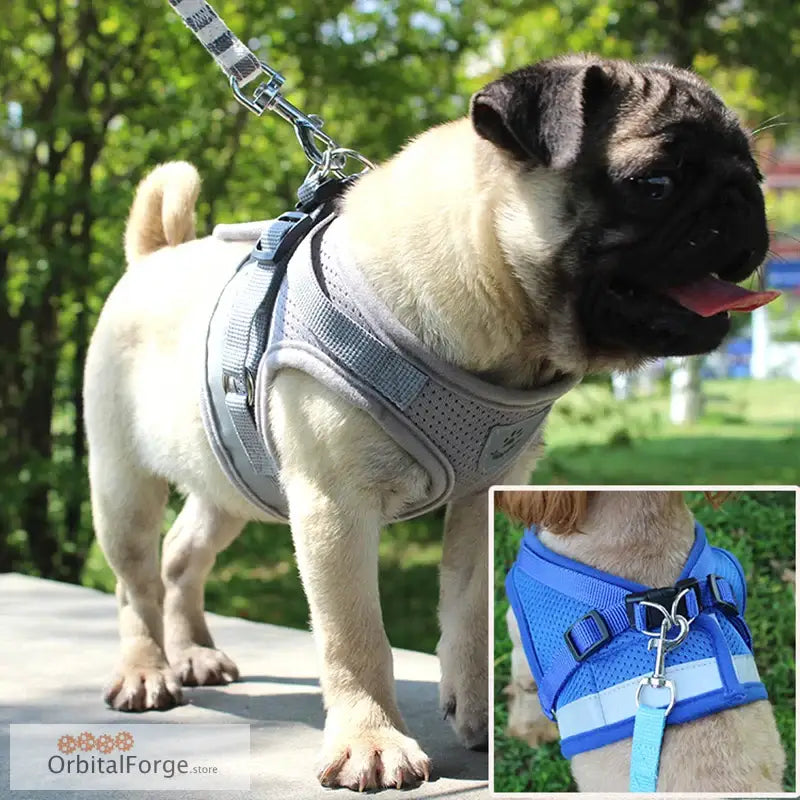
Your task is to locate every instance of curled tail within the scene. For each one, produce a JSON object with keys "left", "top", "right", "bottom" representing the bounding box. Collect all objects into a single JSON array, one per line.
[{"left": 124, "top": 162, "right": 201, "bottom": 265}]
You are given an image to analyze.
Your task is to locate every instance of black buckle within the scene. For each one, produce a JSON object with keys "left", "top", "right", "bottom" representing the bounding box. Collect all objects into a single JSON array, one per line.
[
  {"left": 708, "top": 574, "right": 738, "bottom": 616},
  {"left": 625, "top": 578, "right": 701, "bottom": 631},
  {"left": 564, "top": 610, "right": 611, "bottom": 662}
]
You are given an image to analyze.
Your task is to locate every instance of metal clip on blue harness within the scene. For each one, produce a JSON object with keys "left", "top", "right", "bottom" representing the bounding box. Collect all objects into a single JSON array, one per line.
[{"left": 505, "top": 522, "right": 768, "bottom": 792}]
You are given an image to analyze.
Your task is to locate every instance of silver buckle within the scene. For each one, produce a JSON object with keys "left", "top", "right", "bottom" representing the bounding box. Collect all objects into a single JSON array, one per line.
[
  {"left": 634, "top": 601, "right": 690, "bottom": 717},
  {"left": 635, "top": 675, "right": 675, "bottom": 716},
  {"left": 222, "top": 369, "right": 255, "bottom": 407}
]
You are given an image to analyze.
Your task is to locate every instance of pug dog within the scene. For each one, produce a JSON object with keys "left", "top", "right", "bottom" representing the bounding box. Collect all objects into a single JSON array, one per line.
[{"left": 84, "top": 54, "right": 773, "bottom": 791}]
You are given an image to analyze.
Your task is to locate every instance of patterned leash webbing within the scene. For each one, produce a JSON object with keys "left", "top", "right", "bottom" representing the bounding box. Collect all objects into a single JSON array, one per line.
[
  {"left": 168, "top": 0, "right": 261, "bottom": 85},
  {"left": 166, "top": 0, "right": 376, "bottom": 179}
]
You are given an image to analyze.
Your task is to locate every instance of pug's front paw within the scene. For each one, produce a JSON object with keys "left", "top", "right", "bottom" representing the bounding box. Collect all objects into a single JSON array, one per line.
[
  {"left": 104, "top": 639, "right": 184, "bottom": 712},
  {"left": 317, "top": 725, "right": 431, "bottom": 791},
  {"left": 440, "top": 690, "right": 488, "bottom": 752},
  {"left": 438, "top": 636, "right": 488, "bottom": 750}
]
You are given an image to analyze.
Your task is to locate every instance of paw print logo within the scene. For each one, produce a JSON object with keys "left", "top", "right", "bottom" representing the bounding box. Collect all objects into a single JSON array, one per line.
[
  {"left": 57, "top": 735, "right": 77, "bottom": 755},
  {"left": 115, "top": 731, "right": 134, "bottom": 752},
  {"left": 76, "top": 731, "right": 96, "bottom": 752},
  {"left": 490, "top": 427, "right": 526, "bottom": 461},
  {"left": 95, "top": 733, "right": 115, "bottom": 754}
]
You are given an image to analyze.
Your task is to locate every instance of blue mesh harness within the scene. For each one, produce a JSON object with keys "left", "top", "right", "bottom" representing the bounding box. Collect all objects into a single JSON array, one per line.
[{"left": 506, "top": 522, "right": 767, "bottom": 760}]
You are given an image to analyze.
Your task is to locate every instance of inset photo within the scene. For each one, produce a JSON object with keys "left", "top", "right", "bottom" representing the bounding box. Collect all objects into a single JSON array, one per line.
[{"left": 491, "top": 488, "right": 796, "bottom": 794}]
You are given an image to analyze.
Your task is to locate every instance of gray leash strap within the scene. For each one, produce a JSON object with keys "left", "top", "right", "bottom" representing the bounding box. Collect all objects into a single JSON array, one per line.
[{"left": 168, "top": 0, "right": 262, "bottom": 85}]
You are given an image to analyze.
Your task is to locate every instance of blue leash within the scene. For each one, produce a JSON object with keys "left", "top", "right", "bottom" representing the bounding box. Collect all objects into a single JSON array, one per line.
[
  {"left": 629, "top": 603, "right": 689, "bottom": 791},
  {"left": 630, "top": 702, "right": 670, "bottom": 791}
]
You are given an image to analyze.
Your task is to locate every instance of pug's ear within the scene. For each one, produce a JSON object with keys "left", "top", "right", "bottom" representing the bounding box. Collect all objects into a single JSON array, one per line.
[{"left": 470, "top": 61, "right": 612, "bottom": 169}]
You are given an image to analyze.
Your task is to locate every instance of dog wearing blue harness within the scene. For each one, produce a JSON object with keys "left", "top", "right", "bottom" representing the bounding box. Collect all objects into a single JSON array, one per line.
[{"left": 499, "top": 490, "right": 784, "bottom": 792}]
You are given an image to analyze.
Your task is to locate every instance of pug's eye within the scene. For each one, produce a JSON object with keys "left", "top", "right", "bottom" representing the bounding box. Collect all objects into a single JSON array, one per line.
[{"left": 629, "top": 174, "right": 675, "bottom": 201}]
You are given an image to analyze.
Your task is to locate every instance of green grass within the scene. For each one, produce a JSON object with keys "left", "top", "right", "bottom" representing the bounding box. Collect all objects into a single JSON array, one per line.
[
  {"left": 534, "top": 378, "right": 800, "bottom": 485},
  {"left": 493, "top": 491, "right": 796, "bottom": 793}
]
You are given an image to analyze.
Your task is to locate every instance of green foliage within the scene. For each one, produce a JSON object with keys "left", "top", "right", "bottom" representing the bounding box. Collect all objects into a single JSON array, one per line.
[
  {"left": 475, "top": 0, "right": 800, "bottom": 119},
  {"left": 494, "top": 492, "right": 796, "bottom": 792},
  {"left": 536, "top": 378, "right": 800, "bottom": 485},
  {"left": 769, "top": 189, "right": 800, "bottom": 238}
]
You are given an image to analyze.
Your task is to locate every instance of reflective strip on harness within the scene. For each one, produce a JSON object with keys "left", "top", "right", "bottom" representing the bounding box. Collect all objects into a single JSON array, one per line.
[
  {"left": 556, "top": 653, "right": 760, "bottom": 740},
  {"left": 221, "top": 262, "right": 277, "bottom": 475}
]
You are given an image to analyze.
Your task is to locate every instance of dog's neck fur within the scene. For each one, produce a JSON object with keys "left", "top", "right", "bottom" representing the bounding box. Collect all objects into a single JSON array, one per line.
[
  {"left": 539, "top": 492, "right": 696, "bottom": 587},
  {"left": 340, "top": 118, "right": 573, "bottom": 389}
]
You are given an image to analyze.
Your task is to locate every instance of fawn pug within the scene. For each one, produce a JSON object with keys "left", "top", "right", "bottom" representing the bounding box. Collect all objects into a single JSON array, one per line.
[{"left": 85, "top": 55, "right": 774, "bottom": 790}]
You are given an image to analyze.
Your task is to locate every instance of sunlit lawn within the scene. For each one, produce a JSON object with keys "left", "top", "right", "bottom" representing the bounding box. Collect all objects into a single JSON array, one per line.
[{"left": 534, "top": 377, "right": 800, "bottom": 485}]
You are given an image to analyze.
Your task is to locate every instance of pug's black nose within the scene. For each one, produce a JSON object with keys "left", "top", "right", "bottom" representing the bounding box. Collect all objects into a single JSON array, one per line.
[{"left": 698, "top": 227, "right": 720, "bottom": 244}]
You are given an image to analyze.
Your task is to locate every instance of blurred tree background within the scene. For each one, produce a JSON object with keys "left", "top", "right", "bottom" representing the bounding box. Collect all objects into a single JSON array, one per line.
[{"left": 1, "top": 0, "right": 798, "bottom": 642}]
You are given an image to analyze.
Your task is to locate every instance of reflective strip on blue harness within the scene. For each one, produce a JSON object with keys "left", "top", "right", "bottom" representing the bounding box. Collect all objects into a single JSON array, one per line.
[{"left": 505, "top": 522, "right": 768, "bottom": 791}]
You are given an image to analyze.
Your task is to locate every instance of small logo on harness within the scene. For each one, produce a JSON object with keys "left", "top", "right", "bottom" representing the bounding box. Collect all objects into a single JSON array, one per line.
[
  {"left": 478, "top": 408, "right": 551, "bottom": 473},
  {"left": 490, "top": 427, "right": 527, "bottom": 461}
]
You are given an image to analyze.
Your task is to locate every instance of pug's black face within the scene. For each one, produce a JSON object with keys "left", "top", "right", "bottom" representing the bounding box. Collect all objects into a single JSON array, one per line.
[
  {"left": 571, "top": 68, "right": 769, "bottom": 357},
  {"left": 472, "top": 56, "right": 770, "bottom": 363}
]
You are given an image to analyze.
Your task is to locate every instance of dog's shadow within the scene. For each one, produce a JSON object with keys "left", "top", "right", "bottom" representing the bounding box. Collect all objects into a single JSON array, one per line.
[{"left": 187, "top": 674, "right": 487, "bottom": 784}]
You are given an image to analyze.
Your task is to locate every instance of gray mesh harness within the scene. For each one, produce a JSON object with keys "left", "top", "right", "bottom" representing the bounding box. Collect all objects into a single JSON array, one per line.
[{"left": 202, "top": 199, "right": 578, "bottom": 522}]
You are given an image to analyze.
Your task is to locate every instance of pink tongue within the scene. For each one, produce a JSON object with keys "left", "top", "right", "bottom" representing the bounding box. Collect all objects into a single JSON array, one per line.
[{"left": 664, "top": 276, "right": 780, "bottom": 317}]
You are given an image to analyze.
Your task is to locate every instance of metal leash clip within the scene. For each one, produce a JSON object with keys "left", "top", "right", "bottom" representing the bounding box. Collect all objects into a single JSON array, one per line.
[
  {"left": 634, "top": 590, "right": 693, "bottom": 715},
  {"left": 229, "top": 61, "right": 375, "bottom": 181},
  {"left": 168, "top": 1, "right": 374, "bottom": 181}
]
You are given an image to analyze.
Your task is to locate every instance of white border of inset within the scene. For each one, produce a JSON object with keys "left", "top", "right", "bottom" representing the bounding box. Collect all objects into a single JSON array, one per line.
[{"left": 487, "top": 485, "right": 799, "bottom": 799}]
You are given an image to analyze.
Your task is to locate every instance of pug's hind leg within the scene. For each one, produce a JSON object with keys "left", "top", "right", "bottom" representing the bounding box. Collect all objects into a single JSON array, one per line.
[
  {"left": 92, "top": 467, "right": 183, "bottom": 711},
  {"left": 438, "top": 491, "right": 490, "bottom": 750},
  {"left": 505, "top": 606, "right": 559, "bottom": 746},
  {"left": 162, "top": 495, "right": 245, "bottom": 686}
]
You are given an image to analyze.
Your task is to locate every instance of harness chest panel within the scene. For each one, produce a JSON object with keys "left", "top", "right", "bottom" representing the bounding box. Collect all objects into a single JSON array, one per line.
[
  {"left": 201, "top": 210, "right": 578, "bottom": 521},
  {"left": 506, "top": 523, "right": 767, "bottom": 758}
]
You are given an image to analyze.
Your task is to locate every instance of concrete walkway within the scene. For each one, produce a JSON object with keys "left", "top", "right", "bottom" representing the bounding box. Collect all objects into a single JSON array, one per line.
[{"left": 0, "top": 573, "right": 487, "bottom": 799}]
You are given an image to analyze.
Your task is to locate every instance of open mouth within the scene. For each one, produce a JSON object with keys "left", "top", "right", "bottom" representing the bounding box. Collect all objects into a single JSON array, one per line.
[
  {"left": 662, "top": 274, "right": 780, "bottom": 317},
  {"left": 580, "top": 263, "right": 780, "bottom": 358}
]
